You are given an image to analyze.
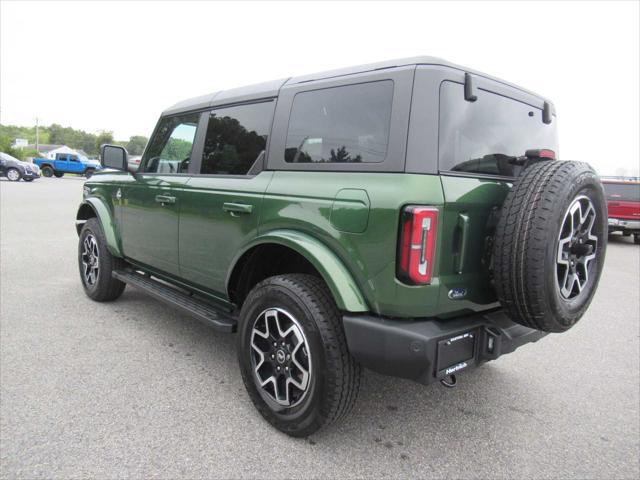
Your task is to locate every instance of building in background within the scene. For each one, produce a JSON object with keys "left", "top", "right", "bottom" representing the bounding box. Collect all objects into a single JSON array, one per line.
[{"left": 24, "top": 144, "right": 78, "bottom": 159}]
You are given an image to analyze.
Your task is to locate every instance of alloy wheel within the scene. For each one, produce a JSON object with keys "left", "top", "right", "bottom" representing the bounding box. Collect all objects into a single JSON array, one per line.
[
  {"left": 81, "top": 234, "right": 100, "bottom": 287},
  {"left": 250, "top": 308, "right": 311, "bottom": 407},
  {"left": 556, "top": 195, "right": 598, "bottom": 299},
  {"left": 7, "top": 169, "right": 20, "bottom": 181}
]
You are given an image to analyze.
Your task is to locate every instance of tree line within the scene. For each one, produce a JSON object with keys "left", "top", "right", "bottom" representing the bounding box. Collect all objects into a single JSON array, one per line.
[{"left": 0, "top": 123, "right": 148, "bottom": 160}]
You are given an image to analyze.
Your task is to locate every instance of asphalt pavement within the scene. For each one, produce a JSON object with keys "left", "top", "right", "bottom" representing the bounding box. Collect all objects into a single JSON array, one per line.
[{"left": 1, "top": 177, "right": 639, "bottom": 479}]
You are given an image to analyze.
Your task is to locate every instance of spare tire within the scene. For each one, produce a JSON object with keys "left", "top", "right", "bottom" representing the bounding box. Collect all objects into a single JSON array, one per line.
[{"left": 493, "top": 160, "right": 607, "bottom": 333}]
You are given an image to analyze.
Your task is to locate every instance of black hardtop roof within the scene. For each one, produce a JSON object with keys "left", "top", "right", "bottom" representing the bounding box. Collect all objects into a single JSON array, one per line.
[{"left": 162, "top": 56, "right": 551, "bottom": 116}]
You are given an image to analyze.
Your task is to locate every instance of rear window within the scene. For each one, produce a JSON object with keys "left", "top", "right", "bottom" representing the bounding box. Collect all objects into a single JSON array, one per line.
[
  {"left": 439, "top": 81, "right": 558, "bottom": 177},
  {"left": 603, "top": 183, "right": 640, "bottom": 202},
  {"left": 285, "top": 81, "right": 393, "bottom": 164}
]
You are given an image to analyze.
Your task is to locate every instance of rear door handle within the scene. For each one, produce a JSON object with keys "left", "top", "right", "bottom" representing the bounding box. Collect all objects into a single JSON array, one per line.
[
  {"left": 155, "top": 195, "right": 176, "bottom": 205},
  {"left": 223, "top": 202, "right": 253, "bottom": 216},
  {"left": 455, "top": 213, "right": 470, "bottom": 274}
]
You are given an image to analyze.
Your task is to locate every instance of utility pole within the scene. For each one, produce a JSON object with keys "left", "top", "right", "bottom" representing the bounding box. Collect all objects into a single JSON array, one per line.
[{"left": 35, "top": 117, "right": 39, "bottom": 153}]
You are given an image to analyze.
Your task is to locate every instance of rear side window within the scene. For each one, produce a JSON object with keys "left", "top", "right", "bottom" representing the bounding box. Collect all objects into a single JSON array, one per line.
[
  {"left": 200, "top": 101, "right": 275, "bottom": 175},
  {"left": 285, "top": 81, "right": 393, "bottom": 164},
  {"left": 603, "top": 183, "right": 640, "bottom": 202},
  {"left": 439, "top": 82, "right": 558, "bottom": 177}
]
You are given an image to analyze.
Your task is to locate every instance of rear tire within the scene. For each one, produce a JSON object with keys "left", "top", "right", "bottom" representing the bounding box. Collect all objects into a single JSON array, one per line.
[
  {"left": 237, "top": 274, "right": 361, "bottom": 437},
  {"left": 634, "top": 234, "right": 640, "bottom": 245},
  {"left": 53, "top": 171, "right": 64, "bottom": 178},
  {"left": 41, "top": 166, "right": 54, "bottom": 177},
  {"left": 493, "top": 161, "right": 607, "bottom": 333},
  {"left": 78, "top": 218, "right": 126, "bottom": 301}
]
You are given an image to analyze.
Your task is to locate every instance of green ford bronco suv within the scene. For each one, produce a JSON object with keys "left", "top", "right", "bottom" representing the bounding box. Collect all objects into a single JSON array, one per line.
[{"left": 76, "top": 57, "right": 607, "bottom": 436}]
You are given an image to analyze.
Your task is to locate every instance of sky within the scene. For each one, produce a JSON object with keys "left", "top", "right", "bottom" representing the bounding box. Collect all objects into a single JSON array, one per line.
[{"left": 1, "top": 0, "right": 638, "bottom": 176}]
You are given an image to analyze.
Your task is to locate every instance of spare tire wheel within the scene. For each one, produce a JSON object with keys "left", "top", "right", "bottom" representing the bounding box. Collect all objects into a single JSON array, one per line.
[{"left": 493, "top": 160, "right": 607, "bottom": 333}]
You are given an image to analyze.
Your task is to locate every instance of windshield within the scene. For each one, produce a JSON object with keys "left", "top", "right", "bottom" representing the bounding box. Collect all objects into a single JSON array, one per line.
[
  {"left": 0, "top": 152, "right": 20, "bottom": 163},
  {"left": 439, "top": 81, "right": 558, "bottom": 177}
]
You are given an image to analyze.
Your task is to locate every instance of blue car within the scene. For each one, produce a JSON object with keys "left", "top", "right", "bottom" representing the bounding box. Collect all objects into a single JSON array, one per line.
[{"left": 34, "top": 153, "right": 102, "bottom": 178}]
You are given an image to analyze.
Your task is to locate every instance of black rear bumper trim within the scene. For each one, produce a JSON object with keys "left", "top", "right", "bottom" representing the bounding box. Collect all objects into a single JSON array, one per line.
[{"left": 343, "top": 310, "right": 546, "bottom": 385}]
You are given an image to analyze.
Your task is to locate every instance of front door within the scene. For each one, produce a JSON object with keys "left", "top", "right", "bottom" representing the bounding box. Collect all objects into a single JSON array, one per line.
[
  {"left": 179, "top": 100, "right": 276, "bottom": 296},
  {"left": 120, "top": 112, "right": 201, "bottom": 276}
]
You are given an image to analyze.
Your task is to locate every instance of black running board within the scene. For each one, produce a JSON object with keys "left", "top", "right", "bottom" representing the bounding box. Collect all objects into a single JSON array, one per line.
[{"left": 112, "top": 270, "right": 236, "bottom": 333}]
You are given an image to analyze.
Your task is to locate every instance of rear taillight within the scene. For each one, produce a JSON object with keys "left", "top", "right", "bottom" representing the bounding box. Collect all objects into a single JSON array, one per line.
[
  {"left": 525, "top": 148, "right": 556, "bottom": 160},
  {"left": 397, "top": 206, "right": 438, "bottom": 285}
]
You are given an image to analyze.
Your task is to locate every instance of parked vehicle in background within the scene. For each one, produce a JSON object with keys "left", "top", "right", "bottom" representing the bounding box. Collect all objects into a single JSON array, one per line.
[
  {"left": 34, "top": 153, "right": 102, "bottom": 178},
  {"left": 75, "top": 56, "right": 608, "bottom": 437},
  {"left": 603, "top": 178, "right": 640, "bottom": 244},
  {"left": 127, "top": 155, "right": 142, "bottom": 171},
  {"left": 0, "top": 152, "right": 40, "bottom": 182}
]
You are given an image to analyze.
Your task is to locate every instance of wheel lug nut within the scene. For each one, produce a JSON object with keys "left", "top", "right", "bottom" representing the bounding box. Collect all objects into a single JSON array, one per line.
[
  {"left": 271, "top": 354, "right": 274, "bottom": 359},
  {"left": 273, "top": 342, "right": 277, "bottom": 347},
  {"left": 286, "top": 354, "right": 290, "bottom": 360},
  {"left": 277, "top": 366, "right": 281, "bottom": 371}
]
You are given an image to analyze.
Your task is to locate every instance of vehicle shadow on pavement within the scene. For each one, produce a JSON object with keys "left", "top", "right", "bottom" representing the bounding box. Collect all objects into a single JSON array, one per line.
[
  {"left": 608, "top": 233, "right": 638, "bottom": 246},
  {"left": 112, "top": 285, "right": 534, "bottom": 442}
]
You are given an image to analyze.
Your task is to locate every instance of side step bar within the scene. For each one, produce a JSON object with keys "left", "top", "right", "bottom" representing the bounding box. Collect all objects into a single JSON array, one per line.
[{"left": 112, "top": 270, "right": 237, "bottom": 333}]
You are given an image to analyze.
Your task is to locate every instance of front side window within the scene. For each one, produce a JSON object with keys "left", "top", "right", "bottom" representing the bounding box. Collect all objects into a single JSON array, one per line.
[
  {"left": 200, "top": 101, "right": 275, "bottom": 175},
  {"left": 439, "top": 81, "right": 559, "bottom": 177},
  {"left": 285, "top": 81, "right": 394, "bottom": 164},
  {"left": 142, "top": 113, "right": 200, "bottom": 174}
]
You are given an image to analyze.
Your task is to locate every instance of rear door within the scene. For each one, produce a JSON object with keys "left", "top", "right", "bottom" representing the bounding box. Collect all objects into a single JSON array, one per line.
[
  {"left": 54, "top": 154, "right": 69, "bottom": 171},
  {"left": 178, "top": 99, "right": 276, "bottom": 295},
  {"left": 120, "top": 112, "right": 201, "bottom": 276}
]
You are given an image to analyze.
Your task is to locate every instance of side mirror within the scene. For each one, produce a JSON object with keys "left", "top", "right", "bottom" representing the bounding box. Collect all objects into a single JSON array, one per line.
[{"left": 101, "top": 144, "right": 128, "bottom": 170}]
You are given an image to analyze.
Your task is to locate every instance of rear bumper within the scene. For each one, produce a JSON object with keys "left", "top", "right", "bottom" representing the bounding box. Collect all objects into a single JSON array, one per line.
[
  {"left": 343, "top": 309, "right": 546, "bottom": 385},
  {"left": 608, "top": 218, "right": 640, "bottom": 232}
]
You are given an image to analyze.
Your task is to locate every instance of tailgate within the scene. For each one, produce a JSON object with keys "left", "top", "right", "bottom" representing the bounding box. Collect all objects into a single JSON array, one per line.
[{"left": 437, "top": 175, "right": 511, "bottom": 313}]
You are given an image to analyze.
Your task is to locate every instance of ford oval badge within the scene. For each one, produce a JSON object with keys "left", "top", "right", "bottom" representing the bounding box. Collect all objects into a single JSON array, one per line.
[{"left": 448, "top": 287, "right": 467, "bottom": 300}]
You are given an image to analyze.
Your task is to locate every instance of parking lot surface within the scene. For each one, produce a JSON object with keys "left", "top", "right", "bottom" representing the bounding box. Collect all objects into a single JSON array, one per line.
[{"left": 1, "top": 177, "right": 639, "bottom": 479}]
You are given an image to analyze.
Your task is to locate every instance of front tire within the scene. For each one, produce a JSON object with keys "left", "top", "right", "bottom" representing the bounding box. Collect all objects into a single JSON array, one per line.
[
  {"left": 634, "top": 234, "right": 640, "bottom": 245},
  {"left": 53, "top": 171, "right": 64, "bottom": 178},
  {"left": 23, "top": 178, "right": 34, "bottom": 182},
  {"left": 6, "top": 168, "right": 21, "bottom": 182},
  {"left": 237, "top": 274, "right": 361, "bottom": 437},
  {"left": 85, "top": 168, "right": 95, "bottom": 178},
  {"left": 78, "top": 218, "right": 126, "bottom": 301}
]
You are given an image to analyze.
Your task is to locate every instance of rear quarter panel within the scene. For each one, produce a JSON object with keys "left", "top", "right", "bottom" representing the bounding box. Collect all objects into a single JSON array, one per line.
[{"left": 260, "top": 171, "right": 446, "bottom": 317}]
